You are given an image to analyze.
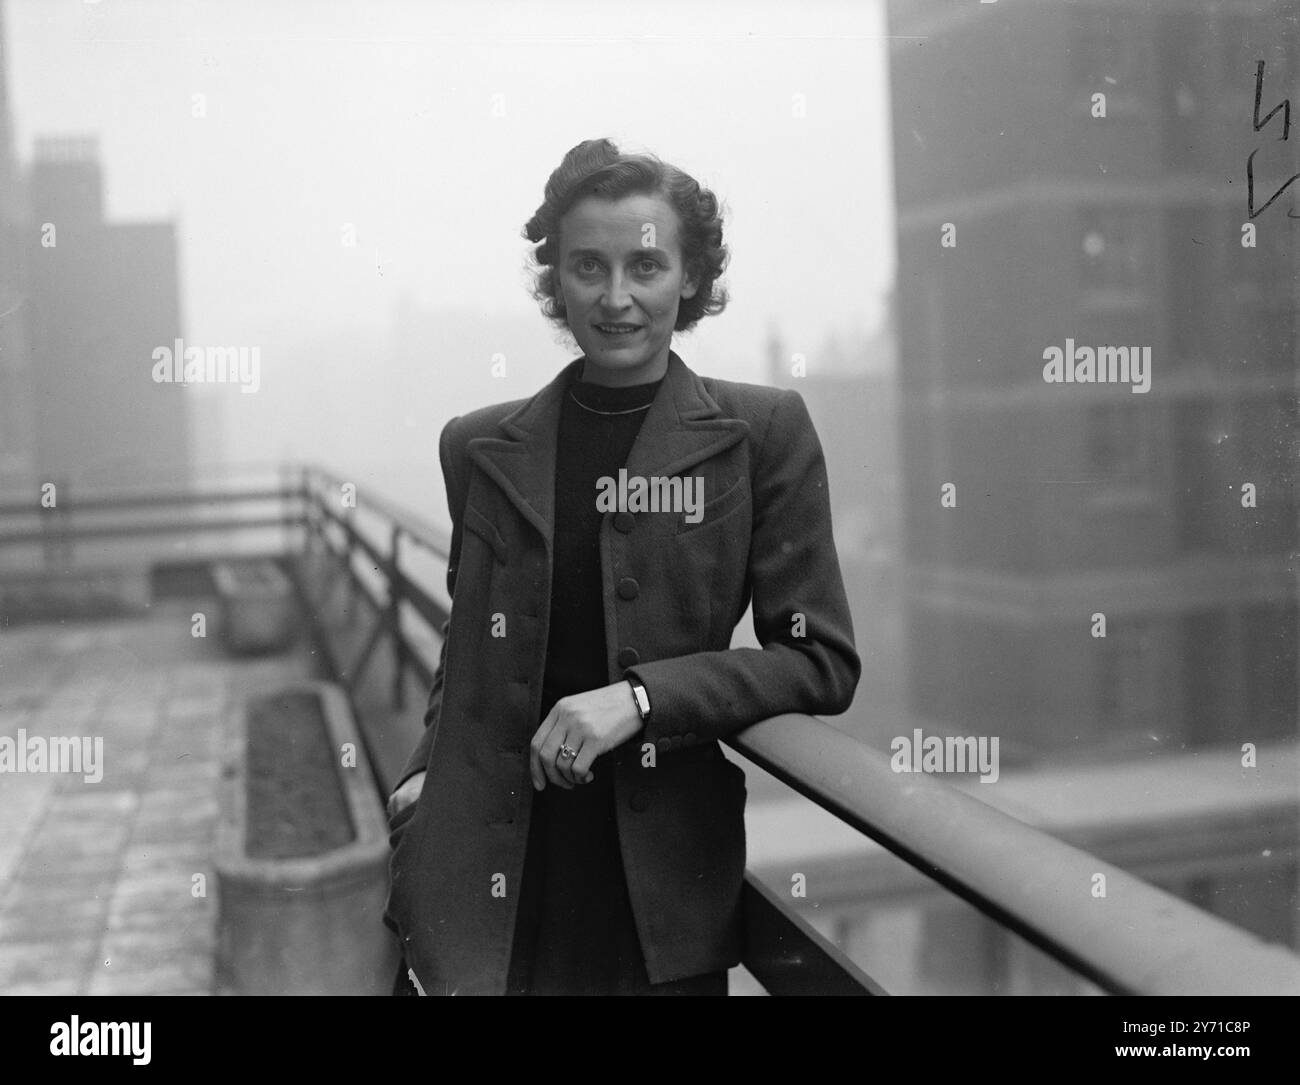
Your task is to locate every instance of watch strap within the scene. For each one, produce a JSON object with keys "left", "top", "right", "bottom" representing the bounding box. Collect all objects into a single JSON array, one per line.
[{"left": 626, "top": 677, "right": 651, "bottom": 721}]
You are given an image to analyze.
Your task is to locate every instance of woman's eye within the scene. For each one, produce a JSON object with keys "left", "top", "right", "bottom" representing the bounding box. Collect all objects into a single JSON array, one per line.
[
  {"left": 577, "top": 258, "right": 600, "bottom": 273},
  {"left": 635, "top": 259, "right": 660, "bottom": 274}
]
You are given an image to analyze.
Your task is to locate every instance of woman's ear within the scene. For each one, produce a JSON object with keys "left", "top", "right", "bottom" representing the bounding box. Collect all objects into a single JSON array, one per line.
[
  {"left": 680, "top": 264, "right": 700, "bottom": 301},
  {"left": 553, "top": 267, "right": 568, "bottom": 314}
]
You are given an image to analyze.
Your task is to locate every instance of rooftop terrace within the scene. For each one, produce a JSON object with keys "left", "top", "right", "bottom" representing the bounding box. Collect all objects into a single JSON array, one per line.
[{"left": 0, "top": 598, "right": 315, "bottom": 994}]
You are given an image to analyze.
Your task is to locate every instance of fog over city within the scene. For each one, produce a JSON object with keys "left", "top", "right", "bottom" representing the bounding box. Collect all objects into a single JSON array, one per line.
[{"left": 6, "top": 0, "right": 894, "bottom": 514}]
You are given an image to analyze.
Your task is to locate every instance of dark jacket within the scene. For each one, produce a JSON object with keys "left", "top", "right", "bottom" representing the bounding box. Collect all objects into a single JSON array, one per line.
[{"left": 385, "top": 351, "right": 860, "bottom": 995}]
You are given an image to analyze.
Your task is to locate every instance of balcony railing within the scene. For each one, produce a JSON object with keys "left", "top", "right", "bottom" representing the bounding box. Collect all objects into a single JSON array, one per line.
[{"left": 2, "top": 465, "right": 1298, "bottom": 996}]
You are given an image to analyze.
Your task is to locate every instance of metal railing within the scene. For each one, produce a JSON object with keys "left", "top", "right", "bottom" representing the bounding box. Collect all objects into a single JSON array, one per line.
[
  {"left": 0, "top": 481, "right": 299, "bottom": 570},
  {"left": 3, "top": 465, "right": 1298, "bottom": 996}
]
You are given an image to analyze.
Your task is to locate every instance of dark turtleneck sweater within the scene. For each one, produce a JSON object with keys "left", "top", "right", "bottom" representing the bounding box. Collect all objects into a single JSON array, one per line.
[
  {"left": 540, "top": 365, "right": 662, "bottom": 713},
  {"left": 505, "top": 362, "right": 723, "bottom": 995}
]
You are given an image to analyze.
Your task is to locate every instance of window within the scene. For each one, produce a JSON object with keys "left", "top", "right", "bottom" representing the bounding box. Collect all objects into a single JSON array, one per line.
[
  {"left": 1087, "top": 404, "right": 1155, "bottom": 480},
  {"left": 1165, "top": 207, "right": 1216, "bottom": 365},
  {"left": 1096, "top": 617, "right": 1160, "bottom": 730},
  {"left": 1243, "top": 601, "right": 1298, "bottom": 736},
  {"left": 1086, "top": 403, "right": 1161, "bottom": 518},
  {"left": 1070, "top": 10, "right": 1145, "bottom": 110},
  {"left": 1231, "top": 217, "right": 1298, "bottom": 369},
  {"left": 1080, "top": 207, "right": 1148, "bottom": 292},
  {"left": 1160, "top": 15, "right": 1216, "bottom": 169}
]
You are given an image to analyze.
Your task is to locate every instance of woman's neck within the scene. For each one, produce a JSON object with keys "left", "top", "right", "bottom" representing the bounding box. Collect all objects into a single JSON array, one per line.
[{"left": 579, "top": 348, "right": 671, "bottom": 387}]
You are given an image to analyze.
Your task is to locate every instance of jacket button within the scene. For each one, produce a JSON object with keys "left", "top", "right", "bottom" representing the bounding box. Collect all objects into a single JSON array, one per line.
[
  {"left": 614, "top": 511, "right": 636, "bottom": 533},
  {"left": 617, "top": 647, "right": 639, "bottom": 668},
  {"left": 617, "top": 577, "right": 639, "bottom": 600},
  {"left": 629, "top": 788, "right": 654, "bottom": 812}
]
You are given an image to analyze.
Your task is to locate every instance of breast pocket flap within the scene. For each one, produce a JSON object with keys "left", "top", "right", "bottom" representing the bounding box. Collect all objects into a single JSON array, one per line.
[
  {"left": 464, "top": 503, "right": 508, "bottom": 563},
  {"left": 676, "top": 476, "right": 750, "bottom": 535}
]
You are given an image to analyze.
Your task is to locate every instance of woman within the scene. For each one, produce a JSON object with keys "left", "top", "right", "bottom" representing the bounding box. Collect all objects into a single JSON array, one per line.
[{"left": 383, "top": 138, "right": 860, "bottom": 996}]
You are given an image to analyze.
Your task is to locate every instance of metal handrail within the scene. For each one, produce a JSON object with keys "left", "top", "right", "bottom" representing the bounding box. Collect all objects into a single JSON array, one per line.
[
  {"left": 729, "top": 714, "right": 1300, "bottom": 996},
  {"left": 0, "top": 486, "right": 298, "bottom": 548},
  {"left": 302, "top": 465, "right": 450, "bottom": 559},
  {"left": 0, "top": 487, "right": 295, "bottom": 516}
]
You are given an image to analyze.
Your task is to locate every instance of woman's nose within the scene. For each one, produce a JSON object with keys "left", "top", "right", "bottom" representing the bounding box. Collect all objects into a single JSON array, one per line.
[{"left": 600, "top": 272, "right": 633, "bottom": 311}]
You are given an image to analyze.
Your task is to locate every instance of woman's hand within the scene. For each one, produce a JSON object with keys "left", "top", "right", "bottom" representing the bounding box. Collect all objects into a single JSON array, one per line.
[
  {"left": 387, "top": 770, "right": 426, "bottom": 820},
  {"left": 530, "top": 683, "right": 644, "bottom": 791}
]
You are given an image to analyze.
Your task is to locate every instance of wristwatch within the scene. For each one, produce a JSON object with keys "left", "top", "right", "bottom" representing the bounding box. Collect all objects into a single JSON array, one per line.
[{"left": 625, "top": 677, "right": 651, "bottom": 722}]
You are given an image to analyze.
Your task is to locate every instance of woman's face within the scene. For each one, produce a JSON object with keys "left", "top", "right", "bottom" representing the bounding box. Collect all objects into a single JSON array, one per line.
[{"left": 555, "top": 191, "right": 699, "bottom": 387}]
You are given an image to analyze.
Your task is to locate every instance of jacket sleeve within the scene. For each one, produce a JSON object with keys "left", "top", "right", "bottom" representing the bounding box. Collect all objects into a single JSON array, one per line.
[
  {"left": 392, "top": 417, "right": 465, "bottom": 791},
  {"left": 625, "top": 389, "right": 860, "bottom": 745}
]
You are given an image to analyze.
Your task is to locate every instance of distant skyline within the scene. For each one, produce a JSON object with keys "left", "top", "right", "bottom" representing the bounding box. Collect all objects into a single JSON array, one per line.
[{"left": 5, "top": 0, "right": 895, "bottom": 479}]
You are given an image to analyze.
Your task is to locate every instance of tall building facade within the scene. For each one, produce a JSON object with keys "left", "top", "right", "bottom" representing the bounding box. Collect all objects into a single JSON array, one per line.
[
  {"left": 0, "top": 4, "right": 190, "bottom": 492},
  {"left": 25, "top": 136, "right": 191, "bottom": 489},
  {"left": 0, "top": 0, "right": 35, "bottom": 486},
  {"left": 887, "top": 0, "right": 1298, "bottom": 767}
]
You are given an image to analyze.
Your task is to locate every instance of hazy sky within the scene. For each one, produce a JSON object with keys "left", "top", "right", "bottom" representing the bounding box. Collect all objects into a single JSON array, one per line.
[{"left": 7, "top": 0, "right": 896, "bottom": 494}]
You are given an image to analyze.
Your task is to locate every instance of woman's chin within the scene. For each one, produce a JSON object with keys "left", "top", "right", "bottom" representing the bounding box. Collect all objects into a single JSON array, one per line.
[{"left": 576, "top": 339, "right": 666, "bottom": 378}]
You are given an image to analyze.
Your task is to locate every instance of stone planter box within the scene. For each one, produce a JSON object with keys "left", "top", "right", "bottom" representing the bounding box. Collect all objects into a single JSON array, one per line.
[
  {"left": 212, "top": 559, "right": 297, "bottom": 655},
  {"left": 214, "top": 681, "right": 396, "bottom": 995}
]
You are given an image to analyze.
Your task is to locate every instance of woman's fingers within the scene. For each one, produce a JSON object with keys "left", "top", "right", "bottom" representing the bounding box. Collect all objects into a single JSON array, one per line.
[
  {"left": 546, "top": 742, "right": 574, "bottom": 788},
  {"left": 569, "top": 743, "right": 597, "bottom": 783},
  {"left": 537, "top": 723, "right": 574, "bottom": 789},
  {"left": 535, "top": 701, "right": 574, "bottom": 789},
  {"left": 386, "top": 770, "right": 426, "bottom": 819},
  {"left": 531, "top": 699, "right": 599, "bottom": 788},
  {"left": 555, "top": 737, "right": 587, "bottom": 787},
  {"left": 530, "top": 711, "right": 557, "bottom": 790}
]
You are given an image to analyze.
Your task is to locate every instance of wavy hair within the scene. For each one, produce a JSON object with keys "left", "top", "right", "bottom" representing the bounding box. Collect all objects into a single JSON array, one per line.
[{"left": 522, "top": 138, "right": 729, "bottom": 333}]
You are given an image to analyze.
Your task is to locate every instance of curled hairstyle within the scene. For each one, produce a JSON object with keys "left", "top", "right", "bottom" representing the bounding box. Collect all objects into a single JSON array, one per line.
[{"left": 522, "top": 138, "right": 729, "bottom": 333}]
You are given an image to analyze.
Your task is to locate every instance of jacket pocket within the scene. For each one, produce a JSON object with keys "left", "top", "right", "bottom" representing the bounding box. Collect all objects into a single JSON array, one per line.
[
  {"left": 382, "top": 793, "right": 428, "bottom": 937},
  {"left": 676, "top": 475, "right": 750, "bottom": 535},
  {"left": 464, "top": 502, "right": 508, "bottom": 563},
  {"left": 630, "top": 756, "right": 747, "bottom": 969},
  {"left": 386, "top": 799, "right": 419, "bottom": 851}
]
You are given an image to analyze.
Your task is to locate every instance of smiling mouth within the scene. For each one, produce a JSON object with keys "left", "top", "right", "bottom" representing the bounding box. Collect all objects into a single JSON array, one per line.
[{"left": 593, "top": 323, "right": 643, "bottom": 336}]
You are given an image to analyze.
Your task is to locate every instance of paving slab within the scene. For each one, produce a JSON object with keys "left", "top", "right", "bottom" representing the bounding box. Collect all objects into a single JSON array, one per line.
[{"left": 0, "top": 597, "right": 314, "bottom": 994}]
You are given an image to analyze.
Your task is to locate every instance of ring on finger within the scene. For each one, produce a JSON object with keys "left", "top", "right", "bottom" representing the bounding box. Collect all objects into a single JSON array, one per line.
[{"left": 558, "top": 743, "right": 578, "bottom": 762}]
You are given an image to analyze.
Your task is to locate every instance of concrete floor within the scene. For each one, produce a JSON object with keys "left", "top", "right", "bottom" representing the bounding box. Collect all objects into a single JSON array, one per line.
[{"left": 0, "top": 599, "right": 314, "bottom": 994}]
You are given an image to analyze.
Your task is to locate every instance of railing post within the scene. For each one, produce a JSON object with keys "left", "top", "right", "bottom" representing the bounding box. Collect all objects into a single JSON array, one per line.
[
  {"left": 312, "top": 481, "right": 327, "bottom": 560},
  {"left": 389, "top": 524, "right": 406, "bottom": 711},
  {"left": 298, "top": 465, "right": 314, "bottom": 558},
  {"left": 299, "top": 464, "right": 311, "bottom": 555},
  {"left": 278, "top": 460, "right": 291, "bottom": 557},
  {"left": 41, "top": 476, "right": 73, "bottom": 571},
  {"left": 342, "top": 495, "right": 356, "bottom": 603}
]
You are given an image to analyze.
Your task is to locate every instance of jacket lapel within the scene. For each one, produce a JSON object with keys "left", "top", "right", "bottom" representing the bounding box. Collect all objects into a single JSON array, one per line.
[
  {"left": 466, "top": 351, "right": 750, "bottom": 547},
  {"left": 465, "top": 360, "right": 574, "bottom": 547},
  {"left": 623, "top": 352, "right": 750, "bottom": 483}
]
